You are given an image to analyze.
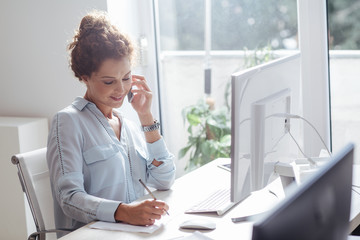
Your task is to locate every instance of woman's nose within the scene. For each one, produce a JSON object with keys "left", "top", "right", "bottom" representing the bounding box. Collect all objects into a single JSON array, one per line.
[{"left": 114, "top": 81, "right": 124, "bottom": 92}]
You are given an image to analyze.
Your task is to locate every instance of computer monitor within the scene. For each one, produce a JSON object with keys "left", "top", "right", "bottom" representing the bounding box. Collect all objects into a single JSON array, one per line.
[
  {"left": 252, "top": 143, "right": 354, "bottom": 240},
  {"left": 231, "top": 53, "right": 301, "bottom": 202}
]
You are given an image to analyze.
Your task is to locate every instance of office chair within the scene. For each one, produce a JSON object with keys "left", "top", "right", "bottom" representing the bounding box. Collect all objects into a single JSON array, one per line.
[{"left": 11, "top": 148, "right": 71, "bottom": 240}]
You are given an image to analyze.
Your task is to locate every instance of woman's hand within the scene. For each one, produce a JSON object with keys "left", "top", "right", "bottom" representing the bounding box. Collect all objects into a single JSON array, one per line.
[
  {"left": 130, "top": 75, "right": 152, "bottom": 117},
  {"left": 129, "top": 74, "right": 161, "bottom": 144},
  {"left": 114, "top": 199, "right": 169, "bottom": 226}
]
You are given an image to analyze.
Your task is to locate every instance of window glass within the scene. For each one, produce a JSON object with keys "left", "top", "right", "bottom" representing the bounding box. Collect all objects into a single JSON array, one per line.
[
  {"left": 159, "top": 0, "right": 298, "bottom": 51},
  {"left": 156, "top": 0, "right": 298, "bottom": 176},
  {"left": 158, "top": 0, "right": 204, "bottom": 50},
  {"left": 211, "top": 0, "right": 298, "bottom": 50},
  {"left": 328, "top": 0, "right": 360, "bottom": 161}
]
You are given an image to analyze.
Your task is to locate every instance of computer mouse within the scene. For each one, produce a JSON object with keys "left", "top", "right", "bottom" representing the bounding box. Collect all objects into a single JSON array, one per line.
[{"left": 179, "top": 218, "right": 216, "bottom": 230}]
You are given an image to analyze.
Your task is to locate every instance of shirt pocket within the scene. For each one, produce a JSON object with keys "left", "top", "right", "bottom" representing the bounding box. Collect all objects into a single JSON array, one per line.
[
  {"left": 83, "top": 144, "right": 125, "bottom": 194},
  {"left": 83, "top": 143, "right": 119, "bottom": 164}
]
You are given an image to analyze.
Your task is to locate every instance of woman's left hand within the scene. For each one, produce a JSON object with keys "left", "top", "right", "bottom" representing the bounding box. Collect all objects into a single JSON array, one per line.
[{"left": 130, "top": 75, "right": 153, "bottom": 116}]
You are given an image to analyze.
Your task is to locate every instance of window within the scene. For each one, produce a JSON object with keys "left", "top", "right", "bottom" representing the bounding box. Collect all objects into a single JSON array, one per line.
[
  {"left": 328, "top": 0, "right": 360, "bottom": 161},
  {"left": 155, "top": 0, "right": 299, "bottom": 176}
]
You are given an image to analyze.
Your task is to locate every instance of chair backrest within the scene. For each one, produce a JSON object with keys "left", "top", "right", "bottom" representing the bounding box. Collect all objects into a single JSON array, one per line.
[{"left": 11, "top": 148, "right": 56, "bottom": 234}]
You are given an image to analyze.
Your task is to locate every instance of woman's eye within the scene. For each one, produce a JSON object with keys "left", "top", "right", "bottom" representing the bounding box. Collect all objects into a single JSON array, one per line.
[
  {"left": 122, "top": 77, "right": 130, "bottom": 81},
  {"left": 104, "top": 81, "right": 114, "bottom": 85}
]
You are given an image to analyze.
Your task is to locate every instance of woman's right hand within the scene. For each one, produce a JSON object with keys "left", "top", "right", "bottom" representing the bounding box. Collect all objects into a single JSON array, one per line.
[{"left": 114, "top": 199, "right": 169, "bottom": 226}]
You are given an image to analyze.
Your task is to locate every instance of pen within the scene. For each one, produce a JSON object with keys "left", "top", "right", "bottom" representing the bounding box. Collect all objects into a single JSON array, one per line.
[{"left": 139, "top": 179, "right": 169, "bottom": 215}]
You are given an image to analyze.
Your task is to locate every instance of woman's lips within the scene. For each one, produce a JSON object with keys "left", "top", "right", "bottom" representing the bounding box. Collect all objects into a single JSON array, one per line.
[{"left": 111, "top": 96, "right": 122, "bottom": 101}]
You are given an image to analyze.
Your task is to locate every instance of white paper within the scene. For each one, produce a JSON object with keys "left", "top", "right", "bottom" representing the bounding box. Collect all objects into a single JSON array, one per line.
[{"left": 89, "top": 221, "right": 162, "bottom": 234}]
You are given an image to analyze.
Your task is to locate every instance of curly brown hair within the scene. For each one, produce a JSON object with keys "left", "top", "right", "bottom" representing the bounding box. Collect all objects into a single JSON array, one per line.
[{"left": 68, "top": 11, "right": 134, "bottom": 81}]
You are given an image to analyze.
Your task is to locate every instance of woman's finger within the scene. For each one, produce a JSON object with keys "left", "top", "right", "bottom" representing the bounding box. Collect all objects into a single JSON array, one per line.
[
  {"left": 132, "top": 75, "right": 151, "bottom": 91},
  {"left": 132, "top": 74, "right": 145, "bottom": 80}
]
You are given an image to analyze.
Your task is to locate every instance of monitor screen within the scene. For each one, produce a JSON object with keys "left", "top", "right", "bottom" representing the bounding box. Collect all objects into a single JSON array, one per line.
[
  {"left": 252, "top": 143, "right": 354, "bottom": 240},
  {"left": 230, "top": 53, "right": 301, "bottom": 202}
]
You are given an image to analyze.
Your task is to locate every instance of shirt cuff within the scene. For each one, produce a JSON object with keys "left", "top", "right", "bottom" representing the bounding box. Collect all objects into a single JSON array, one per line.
[
  {"left": 146, "top": 137, "right": 171, "bottom": 163},
  {"left": 97, "top": 200, "right": 122, "bottom": 222}
]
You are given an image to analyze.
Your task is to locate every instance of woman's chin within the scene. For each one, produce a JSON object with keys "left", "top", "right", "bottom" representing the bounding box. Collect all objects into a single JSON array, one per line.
[{"left": 109, "top": 100, "right": 124, "bottom": 108}]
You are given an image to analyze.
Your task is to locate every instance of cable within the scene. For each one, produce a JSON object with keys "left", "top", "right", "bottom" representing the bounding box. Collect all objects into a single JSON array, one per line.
[
  {"left": 239, "top": 117, "right": 251, "bottom": 127},
  {"left": 296, "top": 115, "right": 331, "bottom": 156},
  {"left": 271, "top": 113, "right": 332, "bottom": 157},
  {"left": 352, "top": 188, "right": 360, "bottom": 196},
  {"left": 268, "top": 189, "right": 278, "bottom": 198},
  {"left": 264, "top": 113, "right": 317, "bottom": 166},
  {"left": 239, "top": 112, "right": 330, "bottom": 167},
  {"left": 288, "top": 130, "right": 317, "bottom": 166}
]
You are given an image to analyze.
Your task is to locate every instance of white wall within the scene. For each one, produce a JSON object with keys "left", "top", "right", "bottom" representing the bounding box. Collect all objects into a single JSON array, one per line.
[
  {"left": 0, "top": 1, "right": 107, "bottom": 239},
  {"left": 0, "top": 0, "right": 108, "bottom": 121},
  {"left": 0, "top": 117, "right": 48, "bottom": 240}
]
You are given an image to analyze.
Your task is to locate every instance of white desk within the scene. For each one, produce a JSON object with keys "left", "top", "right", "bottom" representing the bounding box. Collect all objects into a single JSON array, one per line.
[{"left": 59, "top": 158, "right": 360, "bottom": 240}]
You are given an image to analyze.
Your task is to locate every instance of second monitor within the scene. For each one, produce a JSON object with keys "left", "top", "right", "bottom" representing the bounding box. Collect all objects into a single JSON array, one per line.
[{"left": 231, "top": 53, "right": 301, "bottom": 202}]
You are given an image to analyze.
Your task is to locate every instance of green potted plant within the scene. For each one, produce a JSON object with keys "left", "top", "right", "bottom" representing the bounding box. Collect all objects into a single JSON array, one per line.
[{"left": 179, "top": 98, "right": 231, "bottom": 171}]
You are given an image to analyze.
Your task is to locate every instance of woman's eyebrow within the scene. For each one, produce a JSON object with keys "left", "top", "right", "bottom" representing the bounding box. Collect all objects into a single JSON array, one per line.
[
  {"left": 101, "top": 76, "right": 116, "bottom": 79},
  {"left": 100, "top": 71, "right": 131, "bottom": 79}
]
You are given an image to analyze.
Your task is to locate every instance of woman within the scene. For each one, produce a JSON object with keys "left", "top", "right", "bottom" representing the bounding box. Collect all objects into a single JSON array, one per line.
[{"left": 46, "top": 11, "right": 176, "bottom": 234}]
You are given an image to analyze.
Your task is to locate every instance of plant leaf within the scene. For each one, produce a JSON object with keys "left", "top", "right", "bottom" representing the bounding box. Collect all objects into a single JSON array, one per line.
[
  {"left": 178, "top": 145, "right": 192, "bottom": 159},
  {"left": 220, "top": 134, "right": 231, "bottom": 146},
  {"left": 187, "top": 113, "right": 201, "bottom": 126}
]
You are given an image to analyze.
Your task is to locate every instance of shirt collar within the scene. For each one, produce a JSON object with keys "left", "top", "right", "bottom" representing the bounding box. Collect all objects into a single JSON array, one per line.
[
  {"left": 71, "top": 96, "right": 123, "bottom": 119},
  {"left": 72, "top": 96, "right": 92, "bottom": 111}
]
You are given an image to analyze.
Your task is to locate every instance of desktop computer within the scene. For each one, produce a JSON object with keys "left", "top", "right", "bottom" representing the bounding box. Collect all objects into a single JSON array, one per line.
[
  {"left": 231, "top": 53, "right": 301, "bottom": 202},
  {"left": 252, "top": 143, "right": 354, "bottom": 240},
  {"left": 185, "top": 53, "right": 301, "bottom": 216}
]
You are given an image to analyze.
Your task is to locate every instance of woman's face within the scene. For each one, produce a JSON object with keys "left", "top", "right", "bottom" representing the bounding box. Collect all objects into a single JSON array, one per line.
[{"left": 82, "top": 57, "right": 132, "bottom": 114}]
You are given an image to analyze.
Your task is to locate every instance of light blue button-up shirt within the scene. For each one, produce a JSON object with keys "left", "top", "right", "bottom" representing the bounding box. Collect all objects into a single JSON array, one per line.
[{"left": 47, "top": 97, "right": 176, "bottom": 233}]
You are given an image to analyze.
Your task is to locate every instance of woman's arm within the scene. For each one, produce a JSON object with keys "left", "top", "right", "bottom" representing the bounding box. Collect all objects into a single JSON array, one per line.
[{"left": 129, "top": 74, "right": 171, "bottom": 167}]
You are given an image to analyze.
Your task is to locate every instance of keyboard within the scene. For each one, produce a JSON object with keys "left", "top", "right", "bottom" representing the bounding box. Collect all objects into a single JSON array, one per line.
[{"left": 185, "top": 188, "right": 236, "bottom": 215}]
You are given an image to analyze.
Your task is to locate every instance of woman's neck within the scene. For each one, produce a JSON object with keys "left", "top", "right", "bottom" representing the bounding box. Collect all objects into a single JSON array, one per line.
[{"left": 84, "top": 92, "right": 113, "bottom": 119}]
